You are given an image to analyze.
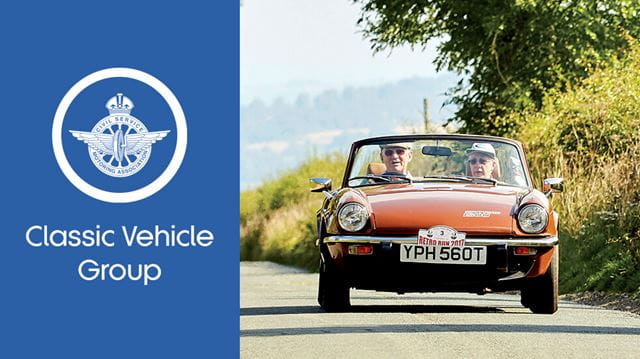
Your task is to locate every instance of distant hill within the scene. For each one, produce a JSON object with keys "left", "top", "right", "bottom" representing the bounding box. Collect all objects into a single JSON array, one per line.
[{"left": 241, "top": 74, "right": 459, "bottom": 188}]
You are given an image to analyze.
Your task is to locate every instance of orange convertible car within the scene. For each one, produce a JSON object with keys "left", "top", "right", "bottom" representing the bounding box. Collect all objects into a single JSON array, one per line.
[{"left": 310, "top": 134, "right": 563, "bottom": 314}]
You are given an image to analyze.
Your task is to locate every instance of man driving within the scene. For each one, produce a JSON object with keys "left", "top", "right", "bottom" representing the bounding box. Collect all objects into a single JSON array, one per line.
[
  {"left": 379, "top": 143, "right": 413, "bottom": 177},
  {"left": 466, "top": 143, "right": 497, "bottom": 179}
]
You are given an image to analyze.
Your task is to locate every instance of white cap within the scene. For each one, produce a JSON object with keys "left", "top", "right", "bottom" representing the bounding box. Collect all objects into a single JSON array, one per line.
[{"left": 465, "top": 143, "right": 496, "bottom": 158}]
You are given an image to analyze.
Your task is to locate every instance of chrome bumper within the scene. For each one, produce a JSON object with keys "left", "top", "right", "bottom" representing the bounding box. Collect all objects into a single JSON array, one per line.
[{"left": 322, "top": 235, "right": 558, "bottom": 247}]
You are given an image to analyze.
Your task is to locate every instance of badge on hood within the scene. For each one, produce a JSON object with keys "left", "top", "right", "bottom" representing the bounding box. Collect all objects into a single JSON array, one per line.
[{"left": 463, "top": 210, "right": 501, "bottom": 218}]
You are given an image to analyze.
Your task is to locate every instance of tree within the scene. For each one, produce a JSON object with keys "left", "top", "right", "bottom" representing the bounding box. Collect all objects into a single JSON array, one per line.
[{"left": 355, "top": 0, "right": 640, "bottom": 135}]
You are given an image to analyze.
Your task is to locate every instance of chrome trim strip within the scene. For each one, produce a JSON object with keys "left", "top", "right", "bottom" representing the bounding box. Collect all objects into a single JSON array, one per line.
[
  {"left": 498, "top": 271, "right": 528, "bottom": 281},
  {"left": 323, "top": 235, "right": 558, "bottom": 247}
]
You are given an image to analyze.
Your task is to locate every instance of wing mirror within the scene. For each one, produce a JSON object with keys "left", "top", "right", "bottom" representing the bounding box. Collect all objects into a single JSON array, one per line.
[
  {"left": 543, "top": 177, "right": 563, "bottom": 197},
  {"left": 310, "top": 177, "right": 332, "bottom": 192}
]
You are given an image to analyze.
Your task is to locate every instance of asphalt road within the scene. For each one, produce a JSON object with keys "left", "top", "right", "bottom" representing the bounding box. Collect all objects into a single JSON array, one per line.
[{"left": 241, "top": 261, "right": 640, "bottom": 359}]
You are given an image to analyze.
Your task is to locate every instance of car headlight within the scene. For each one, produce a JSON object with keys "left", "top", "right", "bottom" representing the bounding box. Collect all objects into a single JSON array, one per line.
[
  {"left": 517, "top": 204, "right": 548, "bottom": 233},
  {"left": 338, "top": 203, "right": 369, "bottom": 232}
]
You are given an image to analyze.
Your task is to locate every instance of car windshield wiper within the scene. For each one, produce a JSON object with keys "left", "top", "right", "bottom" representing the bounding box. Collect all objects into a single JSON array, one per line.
[
  {"left": 465, "top": 176, "right": 497, "bottom": 185},
  {"left": 348, "top": 175, "right": 391, "bottom": 183},
  {"left": 348, "top": 174, "right": 412, "bottom": 186},
  {"left": 423, "top": 175, "right": 497, "bottom": 185},
  {"left": 381, "top": 173, "right": 412, "bottom": 182},
  {"left": 423, "top": 175, "right": 473, "bottom": 182}
]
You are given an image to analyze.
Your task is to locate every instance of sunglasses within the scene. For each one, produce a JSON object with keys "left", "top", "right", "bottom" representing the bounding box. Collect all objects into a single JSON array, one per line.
[
  {"left": 469, "top": 158, "right": 490, "bottom": 165},
  {"left": 383, "top": 148, "right": 406, "bottom": 156}
]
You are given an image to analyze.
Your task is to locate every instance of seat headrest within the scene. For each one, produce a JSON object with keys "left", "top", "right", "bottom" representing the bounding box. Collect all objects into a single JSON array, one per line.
[{"left": 367, "top": 162, "right": 387, "bottom": 176}]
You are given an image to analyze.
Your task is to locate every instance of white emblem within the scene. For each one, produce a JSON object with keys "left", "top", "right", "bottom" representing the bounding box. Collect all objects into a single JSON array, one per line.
[
  {"left": 463, "top": 210, "right": 501, "bottom": 218},
  {"left": 70, "top": 93, "right": 170, "bottom": 178}
]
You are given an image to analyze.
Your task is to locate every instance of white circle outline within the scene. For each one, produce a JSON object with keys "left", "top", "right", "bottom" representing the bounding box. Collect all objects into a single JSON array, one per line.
[{"left": 52, "top": 68, "right": 187, "bottom": 203}]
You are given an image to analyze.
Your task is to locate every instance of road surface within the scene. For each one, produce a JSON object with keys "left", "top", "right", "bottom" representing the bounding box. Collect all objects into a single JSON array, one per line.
[{"left": 241, "top": 262, "right": 640, "bottom": 358}]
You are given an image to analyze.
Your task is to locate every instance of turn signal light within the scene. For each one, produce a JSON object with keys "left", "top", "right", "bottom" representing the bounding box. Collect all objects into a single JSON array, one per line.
[
  {"left": 348, "top": 245, "right": 373, "bottom": 255},
  {"left": 514, "top": 246, "right": 537, "bottom": 256}
]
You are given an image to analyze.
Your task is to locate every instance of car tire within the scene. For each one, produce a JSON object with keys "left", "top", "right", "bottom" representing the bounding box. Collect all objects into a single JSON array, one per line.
[
  {"left": 317, "top": 258, "right": 350, "bottom": 312},
  {"left": 521, "top": 246, "right": 559, "bottom": 314}
]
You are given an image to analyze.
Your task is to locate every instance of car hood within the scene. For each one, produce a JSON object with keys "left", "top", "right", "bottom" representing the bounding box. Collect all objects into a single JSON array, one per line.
[{"left": 360, "top": 183, "right": 529, "bottom": 235}]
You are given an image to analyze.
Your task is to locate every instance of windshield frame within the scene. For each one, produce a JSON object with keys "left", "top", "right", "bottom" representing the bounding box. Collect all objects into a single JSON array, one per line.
[{"left": 342, "top": 134, "right": 532, "bottom": 189}]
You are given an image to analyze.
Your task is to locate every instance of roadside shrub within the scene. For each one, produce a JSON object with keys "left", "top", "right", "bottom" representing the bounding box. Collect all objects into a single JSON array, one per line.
[{"left": 240, "top": 154, "right": 345, "bottom": 270}]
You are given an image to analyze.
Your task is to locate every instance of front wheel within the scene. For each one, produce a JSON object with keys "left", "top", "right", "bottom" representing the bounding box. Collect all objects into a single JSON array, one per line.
[
  {"left": 521, "top": 247, "right": 558, "bottom": 314},
  {"left": 317, "top": 258, "right": 350, "bottom": 312}
]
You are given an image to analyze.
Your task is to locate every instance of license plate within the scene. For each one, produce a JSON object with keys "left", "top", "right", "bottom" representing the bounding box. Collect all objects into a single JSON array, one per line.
[{"left": 400, "top": 244, "right": 487, "bottom": 265}]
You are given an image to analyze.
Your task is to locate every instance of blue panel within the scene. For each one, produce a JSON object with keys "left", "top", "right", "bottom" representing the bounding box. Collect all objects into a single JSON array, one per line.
[{"left": 0, "top": 2, "right": 238, "bottom": 358}]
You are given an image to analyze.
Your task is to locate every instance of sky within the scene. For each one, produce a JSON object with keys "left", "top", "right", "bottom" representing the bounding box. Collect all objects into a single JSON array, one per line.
[{"left": 240, "top": 0, "right": 443, "bottom": 104}]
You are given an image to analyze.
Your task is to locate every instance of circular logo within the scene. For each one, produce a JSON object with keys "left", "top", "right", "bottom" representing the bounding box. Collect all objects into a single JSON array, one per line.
[{"left": 52, "top": 68, "right": 188, "bottom": 203}]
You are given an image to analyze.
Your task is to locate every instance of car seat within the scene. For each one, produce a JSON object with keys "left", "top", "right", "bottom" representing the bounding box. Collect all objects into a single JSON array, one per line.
[{"left": 367, "top": 162, "right": 387, "bottom": 176}]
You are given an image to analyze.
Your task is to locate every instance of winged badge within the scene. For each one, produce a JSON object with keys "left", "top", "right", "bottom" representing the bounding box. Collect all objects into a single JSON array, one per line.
[
  {"left": 70, "top": 129, "right": 170, "bottom": 167},
  {"left": 68, "top": 93, "right": 172, "bottom": 178}
]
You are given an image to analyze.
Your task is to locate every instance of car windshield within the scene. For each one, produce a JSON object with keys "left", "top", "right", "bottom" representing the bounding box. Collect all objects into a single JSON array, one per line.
[{"left": 347, "top": 138, "right": 529, "bottom": 187}]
